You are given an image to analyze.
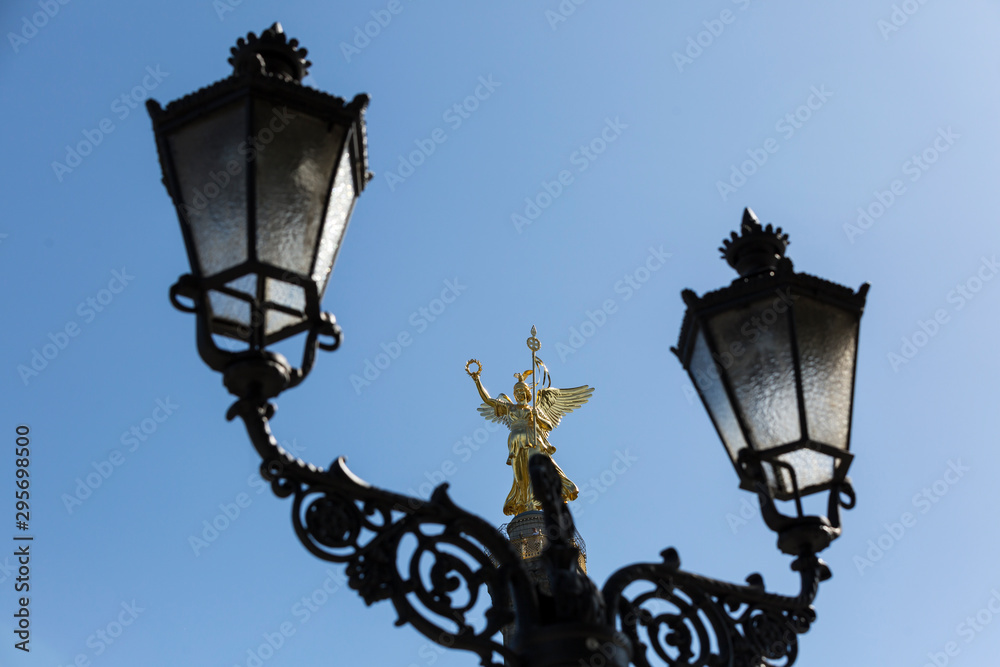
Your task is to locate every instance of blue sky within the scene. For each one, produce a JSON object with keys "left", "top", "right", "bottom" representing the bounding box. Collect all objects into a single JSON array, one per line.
[{"left": 3, "top": 1, "right": 1000, "bottom": 665}]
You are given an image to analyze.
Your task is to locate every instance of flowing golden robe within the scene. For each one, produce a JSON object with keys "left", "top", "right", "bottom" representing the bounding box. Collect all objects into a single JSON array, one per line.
[{"left": 502, "top": 403, "right": 578, "bottom": 516}]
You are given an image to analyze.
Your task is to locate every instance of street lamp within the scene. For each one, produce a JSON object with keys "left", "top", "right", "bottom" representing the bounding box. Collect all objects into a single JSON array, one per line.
[
  {"left": 148, "top": 26, "right": 868, "bottom": 667},
  {"left": 146, "top": 22, "right": 370, "bottom": 400},
  {"left": 672, "top": 208, "right": 868, "bottom": 556}
]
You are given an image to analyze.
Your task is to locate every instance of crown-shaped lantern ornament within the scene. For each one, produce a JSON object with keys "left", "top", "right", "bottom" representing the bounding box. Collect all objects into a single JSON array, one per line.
[
  {"left": 720, "top": 208, "right": 791, "bottom": 277},
  {"left": 227, "top": 22, "right": 311, "bottom": 82}
]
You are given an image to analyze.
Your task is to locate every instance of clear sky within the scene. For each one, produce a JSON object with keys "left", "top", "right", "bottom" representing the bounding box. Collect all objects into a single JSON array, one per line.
[{"left": 3, "top": 1, "right": 1000, "bottom": 665}]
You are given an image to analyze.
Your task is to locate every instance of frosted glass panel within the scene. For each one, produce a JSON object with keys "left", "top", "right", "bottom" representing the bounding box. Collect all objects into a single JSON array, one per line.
[
  {"left": 796, "top": 297, "right": 858, "bottom": 450},
  {"left": 264, "top": 278, "right": 306, "bottom": 337},
  {"left": 708, "top": 297, "right": 800, "bottom": 450},
  {"left": 314, "top": 147, "right": 356, "bottom": 296},
  {"left": 167, "top": 101, "right": 248, "bottom": 277},
  {"left": 266, "top": 311, "right": 306, "bottom": 336},
  {"left": 767, "top": 449, "right": 835, "bottom": 497},
  {"left": 225, "top": 274, "right": 256, "bottom": 298},
  {"left": 264, "top": 278, "right": 305, "bottom": 311},
  {"left": 255, "top": 100, "right": 346, "bottom": 274},
  {"left": 208, "top": 290, "right": 251, "bottom": 328},
  {"left": 689, "top": 329, "right": 747, "bottom": 464}
]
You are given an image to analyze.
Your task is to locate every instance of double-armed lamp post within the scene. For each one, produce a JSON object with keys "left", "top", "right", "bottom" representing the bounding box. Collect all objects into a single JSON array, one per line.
[{"left": 147, "top": 25, "right": 868, "bottom": 667}]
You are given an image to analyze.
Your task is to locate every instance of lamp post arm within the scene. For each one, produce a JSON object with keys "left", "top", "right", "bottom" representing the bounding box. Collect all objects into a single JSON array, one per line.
[
  {"left": 601, "top": 548, "right": 826, "bottom": 667},
  {"left": 226, "top": 397, "right": 540, "bottom": 667}
]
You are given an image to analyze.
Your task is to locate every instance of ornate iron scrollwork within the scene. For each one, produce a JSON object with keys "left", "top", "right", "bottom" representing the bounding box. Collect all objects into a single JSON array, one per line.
[
  {"left": 602, "top": 548, "right": 824, "bottom": 667},
  {"left": 597, "top": 450, "right": 856, "bottom": 667},
  {"left": 226, "top": 396, "right": 848, "bottom": 667},
  {"left": 229, "top": 398, "right": 539, "bottom": 667}
]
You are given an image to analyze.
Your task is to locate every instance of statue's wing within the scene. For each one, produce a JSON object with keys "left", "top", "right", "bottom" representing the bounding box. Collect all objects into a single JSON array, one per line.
[
  {"left": 536, "top": 385, "right": 594, "bottom": 429},
  {"left": 478, "top": 394, "right": 512, "bottom": 427}
]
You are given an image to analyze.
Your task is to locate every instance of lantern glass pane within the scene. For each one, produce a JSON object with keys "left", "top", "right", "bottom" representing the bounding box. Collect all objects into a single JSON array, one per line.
[
  {"left": 313, "top": 147, "right": 357, "bottom": 296},
  {"left": 796, "top": 297, "right": 858, "bottom": 450},
  {"left": 690, "top": 328, "right": 748, "bottom": 464},
  {"left": 225, "top": 274, "right": 256, "bottom": 298},
  {"left": 707, "top": 297, "right": 800, "bottom": 450},
  {"left": 255, "top": 100, "right": 347, "bottom": 276},
  {"left": 166, "top": 101, "right": 248, "bottom": 277},
  {"left": 765, "top": 449, "right": 836, "bottom": 498},
  {"left": 264, "top": 278, "right": 306, "bottom": 337},
  {"left": 208, "top": 289, "right": 251, "bottom": 328}
]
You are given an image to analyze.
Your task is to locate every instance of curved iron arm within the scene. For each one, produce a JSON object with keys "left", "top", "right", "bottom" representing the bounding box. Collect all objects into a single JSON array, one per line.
[
  {"left": 599, "top": 452, "right": 856, "bottom": 667},
  {"left": 227, "top": 397, "right": 539, "bottom": 667},
  {"left": 602, "top": 548, "right": 825, "bottom": 667}
]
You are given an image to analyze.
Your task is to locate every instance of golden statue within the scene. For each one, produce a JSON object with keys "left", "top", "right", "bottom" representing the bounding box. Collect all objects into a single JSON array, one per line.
[{"left": 466, "top": 327, "right": 594, "bottom": 516}]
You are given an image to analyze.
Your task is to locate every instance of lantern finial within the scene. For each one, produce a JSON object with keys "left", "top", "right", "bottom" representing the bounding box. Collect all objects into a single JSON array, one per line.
[
  {"left": 719, "top": 208, "right": 790, "bottom": 277},
  {"left": 229, "top": 23, "right": 311, "bottom": 83}
]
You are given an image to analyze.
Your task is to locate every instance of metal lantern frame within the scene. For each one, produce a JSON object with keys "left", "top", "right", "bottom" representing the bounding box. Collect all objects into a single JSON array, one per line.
[
  {"left": 673, "top": 210, "right": 869, "bottom": 506},
  {"left": 147, "top": 23, "right": 370, "bottom": 392},
  {"left": 149, "top": 27, "right": 868, "bottom": 667}
]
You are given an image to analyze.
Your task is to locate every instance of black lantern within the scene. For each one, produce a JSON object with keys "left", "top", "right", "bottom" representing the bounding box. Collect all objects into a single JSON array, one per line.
[
  {"left": 147, "top": 23, "right": 370, "bottom": 396},
  {"left": 673, "top": 209, "right": 868, "bottom": 504}
]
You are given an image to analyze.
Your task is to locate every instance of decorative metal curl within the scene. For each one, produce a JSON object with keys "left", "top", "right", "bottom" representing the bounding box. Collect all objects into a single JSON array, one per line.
[
  {"left": 229, "top": 397, "right": 539, "bottom": 667},
  {"left": 602, "top": 548, "right": 824, "bottom": 667}
]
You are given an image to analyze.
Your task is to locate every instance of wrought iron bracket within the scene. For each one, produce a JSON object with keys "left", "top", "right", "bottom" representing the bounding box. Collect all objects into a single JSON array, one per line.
[
  {"left": 227, "top": 396, "right": 541, "bottom": 667},
  {"left": 602, "top": 546, "right": 825, "bottom": 667}
]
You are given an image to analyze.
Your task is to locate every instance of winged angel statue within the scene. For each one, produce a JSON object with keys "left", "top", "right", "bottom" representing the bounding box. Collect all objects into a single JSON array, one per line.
[{"left": 466, "top": 336, "right": 593, "bottom": 516}]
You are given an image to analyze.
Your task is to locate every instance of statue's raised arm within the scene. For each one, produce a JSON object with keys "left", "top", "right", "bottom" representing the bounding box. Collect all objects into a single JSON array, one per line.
[{"left": 466, "top": 359, "right": 512, "bottom": 426}]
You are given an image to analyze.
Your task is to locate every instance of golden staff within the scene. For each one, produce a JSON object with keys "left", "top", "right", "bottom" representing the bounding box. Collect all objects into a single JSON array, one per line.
[{"left": 527, "top": 325, "right": 541, "bottom": 451}]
